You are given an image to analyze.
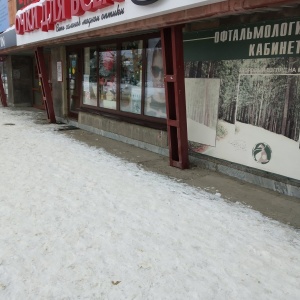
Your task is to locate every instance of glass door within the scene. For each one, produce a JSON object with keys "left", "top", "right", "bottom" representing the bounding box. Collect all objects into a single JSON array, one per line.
[{"left": 67, "top": 50, "right": 82, "bottom": 118}]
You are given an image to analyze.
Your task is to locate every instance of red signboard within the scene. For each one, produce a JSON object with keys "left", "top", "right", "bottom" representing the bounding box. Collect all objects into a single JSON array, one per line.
[{"left": 15, "top": 0, "right": 125, "bottom": 34}]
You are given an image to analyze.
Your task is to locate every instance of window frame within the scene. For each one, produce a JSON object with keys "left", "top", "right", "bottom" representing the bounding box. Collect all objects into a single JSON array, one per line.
[{"left": 67, "top": 32, "right": 167, "bottom": 130}]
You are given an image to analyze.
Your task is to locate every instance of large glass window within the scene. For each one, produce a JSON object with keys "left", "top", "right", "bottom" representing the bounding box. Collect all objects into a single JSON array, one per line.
[
  {"left": 120, "top": 40, "right": 143, "bottom": 114},
  {"left": 80, "top": 36, "right": 166, "bottom": 121},
  {"left": 99, "top": 44, "right": 117, "bottom": 110},
  {"left": 82, "top": 47, "right": 98, "bottom": 106},
  {"left": 145, "top": 38, "right": 166, "bottom": 118}
]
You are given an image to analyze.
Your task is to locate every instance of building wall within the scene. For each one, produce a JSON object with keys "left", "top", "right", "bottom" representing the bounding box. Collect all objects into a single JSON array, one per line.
[
  {"left": 0, "top": 0, "right": 9, "bottom": 32},
  {"left": 8, "top": 0, "right": 16, "bottom": 27},
  {"left": 78, "top": 112, "right": 168, "bottom": 155}
]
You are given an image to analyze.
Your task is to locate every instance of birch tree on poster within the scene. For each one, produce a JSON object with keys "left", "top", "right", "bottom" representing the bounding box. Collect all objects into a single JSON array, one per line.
[
  {"left": 185, "top": 78, "right": 220, "bottom": 146},
  {"left": 237, "top": 58, "right": 300, "bottom": 142}
]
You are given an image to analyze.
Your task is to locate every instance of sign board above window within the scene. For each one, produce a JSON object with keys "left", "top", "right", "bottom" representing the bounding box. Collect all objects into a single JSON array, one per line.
[
  {"left": 184, "top": 18, "right": 300, "bottom": 60},
  {"left": 16, "top": 0, "right": 225, "bottom": 45}
]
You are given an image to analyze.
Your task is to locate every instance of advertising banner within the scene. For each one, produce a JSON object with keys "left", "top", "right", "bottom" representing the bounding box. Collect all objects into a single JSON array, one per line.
[
  {"left": 184, "top": 18, "right": 300, "bottom": 60},
  {"left": 183, "top": 19, "right": 300, "bottom": 181}
]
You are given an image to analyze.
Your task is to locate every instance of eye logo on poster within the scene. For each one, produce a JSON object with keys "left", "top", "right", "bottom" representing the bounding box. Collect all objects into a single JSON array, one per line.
[
  {"left": 252, "top": 143, "right": 272, "bottom": 164},
  {"left": 131, "top": 0, "right": 159, "bottom": 5}
]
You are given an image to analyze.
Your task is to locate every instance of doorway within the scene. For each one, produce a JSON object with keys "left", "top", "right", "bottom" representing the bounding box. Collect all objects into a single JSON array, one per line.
[{"left": 67, "top": 50, "right": 82, "bottom": 118}]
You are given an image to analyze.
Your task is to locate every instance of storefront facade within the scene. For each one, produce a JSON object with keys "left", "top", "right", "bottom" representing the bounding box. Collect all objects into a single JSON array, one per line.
[
  {"left": 184, "top": 17, "right": 300, "bottom": 195},
  {"left": 15, "top": 0, "right": 223, "bottom": 168},
  {"left": 3, "top": 0, "right": 300, "bottom": 196}
]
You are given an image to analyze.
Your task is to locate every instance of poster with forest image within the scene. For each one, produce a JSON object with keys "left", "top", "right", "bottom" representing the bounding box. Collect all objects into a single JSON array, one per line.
[{"left": 184, "top": 57, "right": 300, "bottom": 181}]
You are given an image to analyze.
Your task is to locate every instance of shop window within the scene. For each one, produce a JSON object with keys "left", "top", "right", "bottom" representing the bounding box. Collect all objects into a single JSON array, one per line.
[
  {"left": 83, "top": 46, "right": 98, "bottom": 106},
  {"left": 145, "top": 38, "right": 166, "bottom": 118},
  {"left": 99, "top": 44, "right": 117, "bottom": 110},
  {"left": 120, "top": 40, "right": 143, "bottom": 114},
  {"left": 80, "top": 36, "right": 166, "bottom": 121}
]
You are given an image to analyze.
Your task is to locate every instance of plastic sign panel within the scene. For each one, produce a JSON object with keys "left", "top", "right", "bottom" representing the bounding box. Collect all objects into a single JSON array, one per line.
[
  {"left": 0, "top": 28, "right": 17, "bottom": 49},
  {"left": 16, "top": 0, "right": 225, "bottom": 45}
]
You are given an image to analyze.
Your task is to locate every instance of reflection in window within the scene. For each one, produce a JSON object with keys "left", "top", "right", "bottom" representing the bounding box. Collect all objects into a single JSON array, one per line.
[
  {"left": 68, "top": 54, "right": 78, "bottom": 111},
  {"left": 120, "top": 40, "right": 143, "bottom": 114},
  {"left": 82, "top": 47, "right": 97, "bottom": 106},
  {"left": 79, "top": 37, "right": 166, "bottom": 120},
  {"left": 145, "top": 38, "right": 166, "bottom": 118},
  {"left": 99, "top": 44, "right": 117, "bottom": 110}
]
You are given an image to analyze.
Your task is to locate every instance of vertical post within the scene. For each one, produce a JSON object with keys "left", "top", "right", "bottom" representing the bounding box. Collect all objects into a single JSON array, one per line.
[
  {"left": 35, "top": 47, "right": 56, "bottom": 123},
  {"left": 161, "top": 26, "right": 189, "bottom": 169},
  {"left": 0, "top": 71, "right": 8, "bottom": 107}
]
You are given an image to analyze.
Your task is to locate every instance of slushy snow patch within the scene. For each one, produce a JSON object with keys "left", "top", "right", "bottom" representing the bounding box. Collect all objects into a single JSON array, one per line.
[{"left": 0, "top": 108, "right": 299, "bottom": 299}]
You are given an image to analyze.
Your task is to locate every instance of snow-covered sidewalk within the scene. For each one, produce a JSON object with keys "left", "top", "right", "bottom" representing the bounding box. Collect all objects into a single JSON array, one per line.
[{"left": 0, "top": 108, "right": 300, "bottom": 300}]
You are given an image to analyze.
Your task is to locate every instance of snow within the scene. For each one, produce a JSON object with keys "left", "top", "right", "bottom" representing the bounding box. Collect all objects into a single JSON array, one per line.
[
  {"left": 187, "top": 118, "right": 217, "bottom": 146},
  {"left": 0, "top": 107, "right": 300, "bottom": 299}
]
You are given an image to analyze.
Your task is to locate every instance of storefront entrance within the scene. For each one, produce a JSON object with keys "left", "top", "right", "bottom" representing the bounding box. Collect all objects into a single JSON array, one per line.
[{"left": 67, "top": 50, "right": 82, "bottom": 118}]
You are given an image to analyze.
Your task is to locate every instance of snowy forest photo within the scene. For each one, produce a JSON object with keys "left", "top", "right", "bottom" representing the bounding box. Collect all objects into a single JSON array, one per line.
[{"left": 184, "top": 57, "right": 300, "bottom": 181}]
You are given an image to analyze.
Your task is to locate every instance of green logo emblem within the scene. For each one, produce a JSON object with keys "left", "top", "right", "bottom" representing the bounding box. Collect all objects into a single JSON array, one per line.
[{"left": 253, "top": 143, "right": 272, "bottom": 164}]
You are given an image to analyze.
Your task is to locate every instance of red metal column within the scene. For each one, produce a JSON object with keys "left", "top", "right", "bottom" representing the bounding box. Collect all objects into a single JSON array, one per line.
[
  {"left": 0, "top": 72, "right": 7, "bottom": 107},
  {"left": 34, "top": 47, "right": 56, "bottom": 123},
  {"left": 161, "top": 26, "right": 189, "bottom": 169}
]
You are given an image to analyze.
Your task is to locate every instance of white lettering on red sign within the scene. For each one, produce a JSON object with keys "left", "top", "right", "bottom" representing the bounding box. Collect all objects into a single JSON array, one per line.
[{"left": 15, "top": 0, "right": 125, "bottom": 34}]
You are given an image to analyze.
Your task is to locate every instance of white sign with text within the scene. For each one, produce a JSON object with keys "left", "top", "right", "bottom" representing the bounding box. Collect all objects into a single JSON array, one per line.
[{"left": 16, "top": 0, "right": 225, "bottom": 45}]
